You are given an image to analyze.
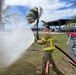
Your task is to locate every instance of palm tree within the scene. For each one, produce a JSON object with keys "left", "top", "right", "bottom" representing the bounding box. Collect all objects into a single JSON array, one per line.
[
  {"left": 26, "top": 7, "right": 43, "bottom": 39},
  {"left": 0, "top": 0, "right": 11, "bottom": 30},
  {"left": 0, "top": 0, "right": 4, "bottom": 30},
  {"left": 0, "top": 0, "right": 3, "bottom": 21},
  {"left": 66, "top": 1, "right": 76, "bottom": 29}
]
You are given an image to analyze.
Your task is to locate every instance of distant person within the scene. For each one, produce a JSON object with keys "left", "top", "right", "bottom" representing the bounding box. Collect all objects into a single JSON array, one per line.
[{"left": 36, "top": 24, "right": 55, "bottom": 75}]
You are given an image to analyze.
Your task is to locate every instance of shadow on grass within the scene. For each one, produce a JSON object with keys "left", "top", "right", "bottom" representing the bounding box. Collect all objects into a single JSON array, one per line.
[
  {"left": 51, "top": 64, "right": 65, "bottom": 75},
  {"left": 50, "top": 56, "right": 65, "bottom": 75}
]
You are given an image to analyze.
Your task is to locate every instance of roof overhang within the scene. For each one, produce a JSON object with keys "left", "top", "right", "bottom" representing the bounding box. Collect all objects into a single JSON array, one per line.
[{"left": 47, "top": 19, "right": 71, "bottom": 26}]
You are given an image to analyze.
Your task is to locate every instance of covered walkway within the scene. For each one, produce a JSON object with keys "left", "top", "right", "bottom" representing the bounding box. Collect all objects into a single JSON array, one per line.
[{"left": 47, "top": 19, "right": 71, "bottom": 32}]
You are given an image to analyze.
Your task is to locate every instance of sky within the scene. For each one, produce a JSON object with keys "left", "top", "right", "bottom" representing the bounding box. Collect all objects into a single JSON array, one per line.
[{"left": 4, "top": 0, "right": 76, "bottom": 28}]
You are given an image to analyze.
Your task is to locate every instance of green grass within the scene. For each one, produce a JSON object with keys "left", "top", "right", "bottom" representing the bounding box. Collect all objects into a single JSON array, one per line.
[{"left": 0, "top": 34, "right": 76, "bottom": 75}]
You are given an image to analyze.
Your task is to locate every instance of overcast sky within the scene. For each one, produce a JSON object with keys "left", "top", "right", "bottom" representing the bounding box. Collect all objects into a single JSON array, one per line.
[{"left": 4, "top": 0, "right": 76, "bottom": 28}]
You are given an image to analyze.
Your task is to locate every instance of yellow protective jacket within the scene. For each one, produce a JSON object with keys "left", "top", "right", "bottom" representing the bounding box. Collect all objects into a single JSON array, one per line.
[{"left": 37, "top": 31, "right": 55, "bottom": 51}]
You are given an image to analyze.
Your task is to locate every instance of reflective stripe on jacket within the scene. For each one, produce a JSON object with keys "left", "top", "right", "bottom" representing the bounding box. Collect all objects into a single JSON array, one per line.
[{"left": 37, "top": 32, "right": 55, "bottom": 51}]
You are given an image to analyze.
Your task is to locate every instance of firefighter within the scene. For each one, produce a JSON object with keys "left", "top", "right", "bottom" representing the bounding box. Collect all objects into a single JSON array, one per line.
[{"left": 36, "top": 24, "right": 55, "bottom": 75}]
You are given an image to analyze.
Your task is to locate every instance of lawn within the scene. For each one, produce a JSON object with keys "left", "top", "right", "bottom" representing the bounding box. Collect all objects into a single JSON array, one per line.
[{"left": 0, "top": 34, "right": 76, "bottom": 75}]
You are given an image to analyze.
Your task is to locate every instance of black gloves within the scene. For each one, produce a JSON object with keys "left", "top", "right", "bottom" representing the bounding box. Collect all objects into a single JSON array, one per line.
[{"left": 34, "top": 38, "right": 37, "bottom": 43}]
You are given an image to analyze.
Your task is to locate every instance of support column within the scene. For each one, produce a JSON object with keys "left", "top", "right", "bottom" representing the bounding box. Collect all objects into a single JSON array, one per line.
[{"left": 59, "top": 20, "right": 61, "bottom": 32}]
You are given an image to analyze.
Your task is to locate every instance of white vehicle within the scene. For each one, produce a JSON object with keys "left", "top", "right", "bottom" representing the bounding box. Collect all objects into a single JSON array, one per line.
[{"left": 67, "top": 32, "right": 76, "bottom": 66}]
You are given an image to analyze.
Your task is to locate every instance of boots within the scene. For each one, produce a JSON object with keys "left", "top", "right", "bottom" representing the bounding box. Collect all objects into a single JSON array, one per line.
[
  {"left": 42, "top": 69, "right": 46, "bottom": 75},
  {"left": 36, "top": 69, "right": 45, "bottom": 75}
]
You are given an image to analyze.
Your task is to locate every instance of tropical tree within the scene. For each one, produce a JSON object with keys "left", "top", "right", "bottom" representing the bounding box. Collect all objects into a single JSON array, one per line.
[
  {"left": 66, "top": 1, "right": 76, "bottom": 29},
  {"left": 0, "top": 0, "right": 3, "bottom": 22},
  {"left": 0, "top": 0, "right": 11, "bottom": 30},
  {"left": 26, "top": 7, "right": 43, "bottom": 39},
  {"left": 71, "top": 0, "right": 76, "bottom": 21},
  {"left": 0, "top": 0, "right": 4, "bottom": 30}
]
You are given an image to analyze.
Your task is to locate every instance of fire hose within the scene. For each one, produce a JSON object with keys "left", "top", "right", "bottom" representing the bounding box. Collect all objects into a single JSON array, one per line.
[
  {"left": 28, "top": 45, "right": 76, "bottom": 65},
  {"left": 55, "top": 45, "right": 76, "bottom": 65}
]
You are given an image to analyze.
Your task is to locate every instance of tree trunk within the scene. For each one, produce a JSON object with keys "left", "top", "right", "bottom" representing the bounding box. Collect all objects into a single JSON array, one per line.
[
  {"left": 0, "top": 0, "right": 4, "bottom": 30},
  {"left": 0, "top": 0, "right": 2, "bottom": 22},
  {"left": 36, "top": 19, "right": 39, "bottom": 40}
]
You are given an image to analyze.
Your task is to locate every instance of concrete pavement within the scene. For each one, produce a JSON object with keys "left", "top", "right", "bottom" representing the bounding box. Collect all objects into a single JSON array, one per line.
[{"left": 33, "top": 31, "right": 66, "bottom": 34}]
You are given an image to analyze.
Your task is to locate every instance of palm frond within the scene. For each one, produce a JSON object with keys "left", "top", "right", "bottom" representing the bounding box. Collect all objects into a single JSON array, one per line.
[
  {"left": 67, "top": 18, "right": 76, "bottom": 25},
  {"left": 26, "top": 7, "right": 43, "bottom": 25},
  {"left": 66, "top": 17, "right": 76, "bottom": 28},
  {"left": 27, "top": 17, "right": 36, "bottom": 20},
  {"left": 30, "top": 8, "right": 38, "bottom": 18},
  {"left": 41, "top": 20, "right": 47, "bottom": 24},
  {"left": 26, "top": 13, "right": 37, "bottom": 20},
  {"left": 27, "top": 19, "right": 35, "bottom": 24},
  {"left": 26, "top": 13, "right": 33, "bottom": 18},
  {"left": 38, "top": 7, "right": 43, "bottom": 18}
]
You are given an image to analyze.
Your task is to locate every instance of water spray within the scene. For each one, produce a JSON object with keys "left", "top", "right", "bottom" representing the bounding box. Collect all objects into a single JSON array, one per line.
[{"left": 0, "top": 26, "right": 34, "bottom": 68}]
